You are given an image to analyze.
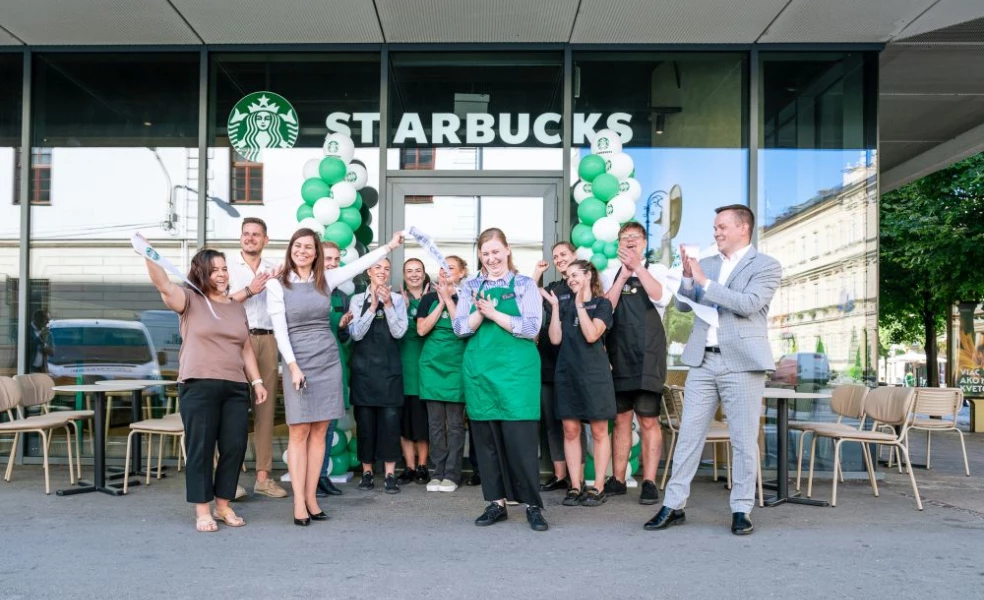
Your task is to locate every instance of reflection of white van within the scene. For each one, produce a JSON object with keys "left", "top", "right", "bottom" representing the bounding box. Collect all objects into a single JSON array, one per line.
[
  {"left": 139, "top": 310, "right": 180, "bottom": 376},
  {"left": 47, "top": 319, "right": 162, "bottom": 381}
]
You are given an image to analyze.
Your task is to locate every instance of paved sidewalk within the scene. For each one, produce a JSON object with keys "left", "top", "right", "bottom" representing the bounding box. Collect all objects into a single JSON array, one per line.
[{"left": 2, "top": 431, "right": 983, "bottom": 600}]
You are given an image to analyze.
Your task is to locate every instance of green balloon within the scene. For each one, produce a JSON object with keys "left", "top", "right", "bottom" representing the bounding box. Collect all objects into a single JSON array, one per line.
[
  {"left": 571, "top": 223, "right": 595, "bottom": 248},
  {"left": 355, "top": 225, "right": 374, "bottom": 246},
  {"left": 630, "top": 443, "right": 641, "bottom": 460},
  {"left": 578, "top": 154, "right": 606, "bottom": 182},
  {"left": 301, "top": 178, "right": 331, "bottom": 206},
  {"left": 585, "top": 455, "right": 595, "bottom": 481},
  {"left": 604, "top": 241, "right": 619, "bottom": 259},
  {"left": 629, "top": 457, "right": 640, "bottom": 476},
  {"left": 296, "top": 203, "right": 314, "bottom": 221},
  {"left": 324, "top": 222, "right": 354, "bottom": 248},
  {"left": 577, "top": 198, "right": 607, "bottom": 226},
  {"left": 351, "top": 192, "right": 363, "bottom": 210},
  {"left": 319, "top": 156, "right": 347, "bottom": 184},
  {"left": 349, "top": 452, "right": 358, "bottom": 467},
  {"left": 338, "top": 206, "right": 363, "bottom": 232},
  {"left": 591, "top": 240, "right": 606, "bottom": 253},
  {"left": 347, "top": 435, "right": 358, "bottom": 453},
  {"left": 330, "top": 431, "right": 347, "bottom": 456},
  {"left": 590, "top": 253, "right": 608, "bottom": 271},
  {"left": 592, "top": 173, "right": 619, "bottom": 202},
  {"left": 330, "top": 452, "right": 350, "bottom": 476}
]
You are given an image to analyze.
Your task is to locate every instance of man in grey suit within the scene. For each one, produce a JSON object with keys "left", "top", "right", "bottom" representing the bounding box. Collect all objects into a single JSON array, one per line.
[{"left": 644, "top": 204, "right": 781, "bottom": 535}]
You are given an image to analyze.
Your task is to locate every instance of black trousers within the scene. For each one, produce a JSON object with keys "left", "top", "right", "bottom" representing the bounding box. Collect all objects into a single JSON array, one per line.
[
  {"left": 470, "top": 420, "right": 543, "bottom": 508},
  {"left": 539, "top": 382, "right": 586, "bottom": 465},
  {"left": 427, "top": 401, "right": 465, "bottom": 483},
  {"left": 354, "top": 405, "right": 402, "bottom": 465},
  {"left": 178, "top": 379, "right": 250, "bottom": 504},
  {"left": 467, "top": 421, "right": 480, "bottom": 475}
]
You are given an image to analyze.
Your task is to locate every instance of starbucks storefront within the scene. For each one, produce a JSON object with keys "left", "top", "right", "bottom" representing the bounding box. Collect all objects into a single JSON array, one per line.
[{"left": 0, "top": 47, "right": 879, "bottom": 477}]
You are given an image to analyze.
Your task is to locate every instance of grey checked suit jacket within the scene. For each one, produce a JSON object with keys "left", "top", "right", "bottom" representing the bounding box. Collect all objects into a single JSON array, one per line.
[{"left": 675, "top": 247, "right": 782, "bottom": 372}]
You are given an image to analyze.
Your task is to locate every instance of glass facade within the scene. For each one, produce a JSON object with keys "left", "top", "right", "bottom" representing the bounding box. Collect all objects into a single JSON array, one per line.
[{"left": 0, "top": 47, "right": 880, "bottom": 473}]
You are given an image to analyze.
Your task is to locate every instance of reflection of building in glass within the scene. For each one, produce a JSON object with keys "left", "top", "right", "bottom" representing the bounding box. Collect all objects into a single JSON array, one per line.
[{"left": 759, "top": 162, "right": 878, "bottom": 379}]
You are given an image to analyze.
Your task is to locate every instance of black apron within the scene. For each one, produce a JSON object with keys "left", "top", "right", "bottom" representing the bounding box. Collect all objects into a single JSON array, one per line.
[
  {"left": 554, "top": 297, "right": 617, "bottom": 421},
  {"left": 607, "top": 268, "right": 667, "bottom": 394},
  {"left": 349, "top": 293, "right": 404, "bottom": 408},
  {"left": 538, "top": 279, "right": 572, "bottom": 383}
]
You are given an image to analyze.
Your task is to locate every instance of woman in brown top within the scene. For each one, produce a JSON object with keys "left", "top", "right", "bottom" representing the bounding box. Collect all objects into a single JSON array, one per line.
[{"left": 141, "top": 239, "right": 268, "bottom": 533}]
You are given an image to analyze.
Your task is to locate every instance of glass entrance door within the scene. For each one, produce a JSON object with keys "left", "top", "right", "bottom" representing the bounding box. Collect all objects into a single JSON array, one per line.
[{"left": 385, "top": 174, "right": 563, "bottom": 280}]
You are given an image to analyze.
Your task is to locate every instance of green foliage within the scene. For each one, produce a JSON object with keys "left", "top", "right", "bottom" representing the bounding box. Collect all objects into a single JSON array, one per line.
[{"left": 815, "top": 337, "right": 825, "bottom": 354}]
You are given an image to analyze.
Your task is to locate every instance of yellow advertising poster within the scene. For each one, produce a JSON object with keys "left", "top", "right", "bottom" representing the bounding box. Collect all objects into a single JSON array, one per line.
[{"left": 955, "top": 302, "right": 984, "bottom": 397}]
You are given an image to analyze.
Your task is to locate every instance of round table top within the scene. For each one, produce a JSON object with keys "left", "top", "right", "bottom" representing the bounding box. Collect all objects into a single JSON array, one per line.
[
  {"left": 53, "top": 384, "right": 148, "bottom": 393},
  {"left": 95, "top": 379, "right": 177, "bottom": 387},
  {"left": 763, "top": 388, "right": 831, "bottom": 399}
]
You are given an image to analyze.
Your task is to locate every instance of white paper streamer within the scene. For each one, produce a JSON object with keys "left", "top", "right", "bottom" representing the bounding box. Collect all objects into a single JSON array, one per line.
[
  {"left": 665, "top": 267, "right": 720, "bottom": 328},
  {"left": 406, "top": 226, "right": 454, "bottom": 279},
  {"left": 131, "top": 233, "right": 219, "bottom": 319}
]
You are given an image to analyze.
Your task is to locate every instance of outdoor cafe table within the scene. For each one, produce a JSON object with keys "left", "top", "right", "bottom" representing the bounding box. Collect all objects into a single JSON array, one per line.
[
  {"left": 762, "top": 388, "right": 832, "bottom": 508},
  {"left": 53, "top": 384, "right": 146, "bottom": 496},
  {"left": 96, "top": 379, "right": 178, "bottom": 479}
]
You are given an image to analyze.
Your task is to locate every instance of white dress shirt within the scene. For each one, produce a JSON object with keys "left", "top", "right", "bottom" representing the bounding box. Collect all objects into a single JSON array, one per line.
[
  {"left": 348, "top": 290, "right": 408, "bottom": 341},
  {"left": 227, "top": 251, "right": 276, "bottom": 330},
  {"left": 266, "top": 245, "right": 390, "bottom": 364},
  {"left": 687, "top": 244, "right": 752, "bottom": 347},
  {"left": 601, "top": 263, "right": 673, "bottom": 319}
]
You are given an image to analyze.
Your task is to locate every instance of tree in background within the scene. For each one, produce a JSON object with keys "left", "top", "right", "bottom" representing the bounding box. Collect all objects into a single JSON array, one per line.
[
  {"left": 880, "top": 153, "right": 984, "bottom": 387},
  {"left": 815, "top": 337, "right": 826, "bottom": 354}
]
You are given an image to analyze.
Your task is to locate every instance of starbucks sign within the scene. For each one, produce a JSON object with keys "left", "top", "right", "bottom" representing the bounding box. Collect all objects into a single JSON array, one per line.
[{"left": 228, "top": 91, "right": 299, "bottom": 162}]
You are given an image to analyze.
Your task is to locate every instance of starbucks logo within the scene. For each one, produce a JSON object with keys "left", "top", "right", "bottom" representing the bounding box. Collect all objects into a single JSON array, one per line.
[
  {"left": 325, "top": 140, "right": 340, "bottom": 154},
  {"left": 410, "top": 308, "right": 417, "bottom": 318},
  {"left": 619, "top": 181, "right": 630, "bottom": 193},
  {"left": 597, "top": 137, "right": 610, "bottom": 151},
  {"left": 441, "top": 310, "right": 449, "bottom": 319},
  {"left": 145, "top": 247, "right": 160, "bottom": 261},
  {"left": 584, "top": 182, "right": 592, "bottom": 193},
  {"left": 227, "top": 91, "right": 299, "bottom": 163},
  {"left": 606, "top": 204, "right": 615, "bottom": 216}
]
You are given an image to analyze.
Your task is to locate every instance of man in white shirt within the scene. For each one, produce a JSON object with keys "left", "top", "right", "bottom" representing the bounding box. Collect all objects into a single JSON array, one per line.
[
  {"left": 228, "top": 217, "right": 288, "bottom": 499},
  {"left": 645, "top": 204, "right": 782, "bottom": 536},
  {"left": 601, "top": 222, "right": 672, "bottom": 506}
]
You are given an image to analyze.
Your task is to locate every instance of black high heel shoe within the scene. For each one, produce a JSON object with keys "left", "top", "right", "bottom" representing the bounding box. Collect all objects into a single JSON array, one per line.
[
  {"left": 293, "top": 515, "right": 311, "bottom": 526},
  {"left": 308, "top": 510, "right": 329, "bottom": 521}
]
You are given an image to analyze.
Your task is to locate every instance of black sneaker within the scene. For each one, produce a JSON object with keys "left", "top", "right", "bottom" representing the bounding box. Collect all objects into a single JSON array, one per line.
[
  {"left": 639, "top": 480, "right": 659, "bottom": 505},
  {"left": 603, "top": 476, "right": 627, "bottom": 496},
  {"left": 396, "top": 467, "right": 415, "bottom": 485},
  {"left": 465, "top": 472, "right": 482, "bottom": 486},
  {"left": 358, "top": 472, "right": 374, "bottom": 491},
  {"left": 474, "top": 502, "right": 507, "bottom": 526},
  {"left": 526, "top": 506, "right": 549, "bottom": 532},
  {"left": 561, "top": 488, "right": 583, "bottom": 507},
  {"left": 539, "top": 475, "right": 570, "bottom": 492},
  {"left": 384, "top": 474, "right": 401, "bottom": 494},
  {"left": 414, "top": 465, "right": 430, "bottom": 484}
]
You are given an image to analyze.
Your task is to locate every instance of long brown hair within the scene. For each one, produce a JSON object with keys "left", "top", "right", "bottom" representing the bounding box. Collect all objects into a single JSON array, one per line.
[
  {"left": 280, "top": 228, "right": 328, "bottom": 295},
  {"left": 476, "top": 228, "right": 516, "bottom": 275},
  {"left": 402, "top": 258, "right": 431, "bottom": 292},
  {"left": 187, "top": 249, "right": 226, "bottom": 297},
  {"left": 567, "top": 259, "right": 603, "bottom": 298}
]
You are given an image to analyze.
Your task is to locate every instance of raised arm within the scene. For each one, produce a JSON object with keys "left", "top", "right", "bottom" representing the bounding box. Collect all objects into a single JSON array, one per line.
[
  {"left": 325, "top": 232, "right": 404, "bottom": 290},
  {"left": 453, "top": 280, "right": 482, "bottom": 338},
  {"left": 142, "top": 256, "right": 187, "bottom": 314}
]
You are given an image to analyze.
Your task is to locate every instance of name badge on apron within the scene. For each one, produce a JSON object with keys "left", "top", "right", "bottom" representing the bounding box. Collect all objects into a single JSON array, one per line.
[
  {"left": 558, "top": 294, "right": 571, "bottom": 301},
  {"left": 375, "top": 309, "right": 384, "bottom": 319}
]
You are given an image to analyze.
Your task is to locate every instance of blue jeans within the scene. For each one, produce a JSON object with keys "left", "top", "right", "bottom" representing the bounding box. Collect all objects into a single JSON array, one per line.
[{"left": 320, "top": 419, "right": 338, "bottom": 478}]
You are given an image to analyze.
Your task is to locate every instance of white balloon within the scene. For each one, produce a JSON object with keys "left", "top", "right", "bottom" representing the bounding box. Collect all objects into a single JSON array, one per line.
[
  {"left": 575, "top": 246, "right": 594, "bottom": 261},
  {"left": 344, "top": 163, "right": 368, "bottom": 190},
  {"left": 312, "top": 197, "right": 340, "bottom": 226},
  {"left": 344, "top": 430, "right": 353, "bottom": 444},
  {"left": 619, "top": 178, "right": 642, "bottom": 202},
  {"left": 607, "top": 152, "right": 634, "bottom": 181},
  {"left": 625, "top": 461, "right": 635, "bottom": 480},
  {"left": 606, "top": 193, "right": 637, "bottom": 223},
  {"left": 323, "top": 132, "right": 355, "bottom": 164},
  {"left": 297, "top": 217, "right": 326, "bottom": 238},
  {"left": 592, "top": 216, "right": 620, "bottom": 243},
  {"left": 337, "top": 280, "right": 356, "bottom": 295},
  {"left": 591, "top": 128, "right": 623, "bottom": 156},
  {"left": 331, "top": 181, "right": 357, "bottom": 208},
  {"left": 337, "top": 411, "right": 355, "bottom": 430},
  {"left": 572, "top": 180, "right": 593, "bottom": 204},
  {"left": 302, "top": 158, "right": 321, "bottom": 180},
  {"left": 631, "top": 430, "right": 641, "bottom": 447},
  {"left": 282, "top": 448, "right": 289, "bottom": 464}
]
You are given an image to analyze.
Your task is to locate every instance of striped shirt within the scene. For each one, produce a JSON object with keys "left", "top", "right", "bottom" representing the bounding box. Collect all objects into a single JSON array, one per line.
[{"left": 453, "top": 272, "right": 542, "bottom": 340}]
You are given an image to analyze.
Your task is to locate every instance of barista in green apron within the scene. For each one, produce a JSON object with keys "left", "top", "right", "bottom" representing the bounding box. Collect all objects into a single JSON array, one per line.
[
  {"left": 318, "top": 241, "right": 352, "bottom": 497},
  {"left": 453, "top": 228, "right": 548, "bottom": 532},
  {"left": 417, "top": 256, "right": 468, "bottom": 492},
  {"left": 397, "top": 258, "right": 431, "bottom": 485}
]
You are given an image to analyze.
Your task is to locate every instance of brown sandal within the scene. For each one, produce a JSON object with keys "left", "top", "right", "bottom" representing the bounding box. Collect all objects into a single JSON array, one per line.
[
  {"left": 212, "top": 506, "right": 245, "bottom": 527},
  {"left": 196, "top": 514, "right": 218, "bottom": 533}
]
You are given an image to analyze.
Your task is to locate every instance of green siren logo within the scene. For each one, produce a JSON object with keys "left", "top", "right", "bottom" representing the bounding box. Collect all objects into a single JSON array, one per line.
[
  {"left": 597, "top": 136, "right": 610, "bottom": 151},
  {"left": 228, "top": 91, "right": 298, "bottom": 162}
]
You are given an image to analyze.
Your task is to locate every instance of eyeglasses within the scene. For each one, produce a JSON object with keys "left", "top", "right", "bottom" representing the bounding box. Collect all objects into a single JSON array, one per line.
[{"left": 618, "top": 234, "right": 644, "bottom": 241}]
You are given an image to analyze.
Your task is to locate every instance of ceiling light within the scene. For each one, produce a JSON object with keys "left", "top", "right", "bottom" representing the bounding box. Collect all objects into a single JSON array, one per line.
[{"left": 655, "top": 114, "right": 665, "bottom": 135}]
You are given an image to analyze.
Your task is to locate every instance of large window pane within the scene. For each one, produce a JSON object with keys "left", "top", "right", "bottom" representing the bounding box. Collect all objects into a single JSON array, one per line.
[
  {"left": 758, "top": 52, "right": 878, "bottom": 472},
  {"left": 28, "top": 53, "right": 199, "bottom": 460},
  {"left": 387, "top": 52, "right": 564, "bottom": 171},
  {"left": 0, "top": 54, "right": 22, "bottom": 378},
  {"left": 573, "top": 52, "right": 748, "bottom": 370}
]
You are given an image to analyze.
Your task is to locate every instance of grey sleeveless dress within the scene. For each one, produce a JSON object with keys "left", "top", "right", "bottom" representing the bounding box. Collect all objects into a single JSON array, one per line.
[{"left": 281, "top": 281, "right": 344, "bottom": 425}]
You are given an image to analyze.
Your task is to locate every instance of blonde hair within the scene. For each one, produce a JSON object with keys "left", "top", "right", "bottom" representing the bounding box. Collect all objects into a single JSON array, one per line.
[
  {"left": 445, "top": 255, "right": 469, "bottom": 277},
  {"left": 476, "top": 228, "right": 516, "bottom": 274}
]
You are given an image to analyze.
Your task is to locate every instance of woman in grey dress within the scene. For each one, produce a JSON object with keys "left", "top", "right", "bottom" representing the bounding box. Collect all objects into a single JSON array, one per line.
[{"left": 267, "top": 228, "right": 405, "bottom": 525}]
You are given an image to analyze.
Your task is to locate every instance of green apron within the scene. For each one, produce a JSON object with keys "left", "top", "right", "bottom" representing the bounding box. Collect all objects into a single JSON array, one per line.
[
  {"left": 329, "top": 289, "right": 351, "bottom": 407},
  {"left": 418, "top": 294, "right": 465, "bottom": 403},
  {"left": 462, "top": 277, "right": 540, "bottom": 421},
  {"left": 400, "top": 294, "right": 425, "bottom": 396}
]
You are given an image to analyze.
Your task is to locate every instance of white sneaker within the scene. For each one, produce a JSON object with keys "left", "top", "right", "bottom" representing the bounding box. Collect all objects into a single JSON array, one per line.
[
  {"left": 426, "top": 478, "right": 442, "bottom": 492},
  {"left": 438, "top": 479, "right": 458, "bottom": 493},
  {"left": 505, "top": 500, "right": 519, "bottom": 506}
]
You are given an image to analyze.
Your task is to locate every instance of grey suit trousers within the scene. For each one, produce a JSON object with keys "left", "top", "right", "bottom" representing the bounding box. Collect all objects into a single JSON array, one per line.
[{"left": 663, "top": 352, "right": 765, "bottom": 514}]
